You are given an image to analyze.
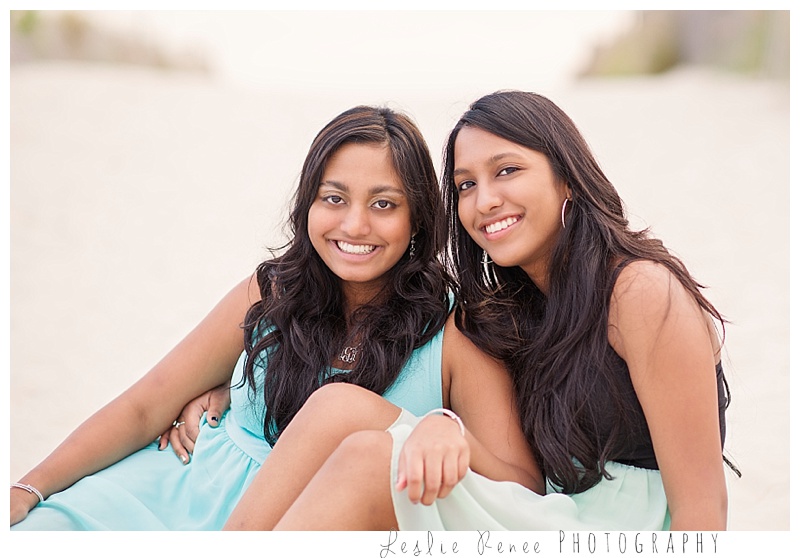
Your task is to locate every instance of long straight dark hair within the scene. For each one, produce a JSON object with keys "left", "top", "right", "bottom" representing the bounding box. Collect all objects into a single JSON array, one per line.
[
  {"left": 442, "top": 91, "right": 727, "bottom": 493},
  {"left": 242, "top": 106, "right": 452, "bottom": 445}
]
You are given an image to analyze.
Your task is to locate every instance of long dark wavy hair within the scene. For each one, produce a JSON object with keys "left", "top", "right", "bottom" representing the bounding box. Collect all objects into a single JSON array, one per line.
[
  {"left": 442, "top": 91, "right": 728, "bottom": 493},
  {"left": 241, "top": 106, "right": 452, "bottom": 445}
]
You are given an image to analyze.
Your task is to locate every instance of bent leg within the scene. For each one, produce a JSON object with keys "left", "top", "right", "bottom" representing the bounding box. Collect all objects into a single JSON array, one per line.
[
  {"left": 224, "top": 383, "right": 401, "bottom": 530},
  {"left": 275, "top": 430, "right": 397, "bottom": 530}
]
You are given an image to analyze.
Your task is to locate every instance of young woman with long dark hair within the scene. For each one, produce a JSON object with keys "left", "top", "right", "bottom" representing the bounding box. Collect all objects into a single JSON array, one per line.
[
  {"left": 216, "top": 90, "right": 733, "bottom": 531},
  {"left": 11, "top": 105, "right": 538, "bottom": 530}
]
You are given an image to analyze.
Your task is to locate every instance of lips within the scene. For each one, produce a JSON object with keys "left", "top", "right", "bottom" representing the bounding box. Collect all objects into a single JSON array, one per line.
[
  {"left": 482, "top": 216, "right": 520, "bottom": 235},
  {"left": 336, "top": 240, "right": 377, "bottom": 255}
]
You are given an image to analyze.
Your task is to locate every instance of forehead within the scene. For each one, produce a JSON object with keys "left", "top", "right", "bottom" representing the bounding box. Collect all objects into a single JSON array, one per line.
[
  {"left": 322, "top": 143, "right": 402, "bottom": 185},
  {"left": 325, "top": 142, "right": 393, "bottom": 171},
  {"left": 453, "top": 126, "right": 546, "bottom": 167}
]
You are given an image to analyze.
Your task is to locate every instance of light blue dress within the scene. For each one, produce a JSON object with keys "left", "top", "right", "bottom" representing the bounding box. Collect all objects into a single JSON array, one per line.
[{"left": 13, "top": 329, "right": 444, "bottom": 530}]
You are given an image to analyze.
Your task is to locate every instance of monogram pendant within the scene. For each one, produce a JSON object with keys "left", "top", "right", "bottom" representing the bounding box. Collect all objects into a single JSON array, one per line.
[{"left": 339, "top": 346, "right": 359, "bottom": 364}]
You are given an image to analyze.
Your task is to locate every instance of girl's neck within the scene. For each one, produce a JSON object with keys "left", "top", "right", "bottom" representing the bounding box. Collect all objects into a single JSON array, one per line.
[
  {"left": 521, "top": 262, "right": 550, "bottom": 296},
  {"left": 341, "top": 281, "right": 389, "bottom": 321}
]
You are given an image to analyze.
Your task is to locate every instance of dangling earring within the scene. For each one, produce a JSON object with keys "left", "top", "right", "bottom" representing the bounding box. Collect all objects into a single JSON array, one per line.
[
  {"left": 409, "top": 235, "right": 416, "bottom": 258},
  {"left": 481, "top": 249, "right": 499, "bottom": 288},
  {"left": 561, "top": 198, "right": 571, "bottom": 229}
]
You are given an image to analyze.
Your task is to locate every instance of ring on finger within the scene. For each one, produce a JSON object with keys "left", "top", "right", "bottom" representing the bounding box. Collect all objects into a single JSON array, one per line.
[{"left": 173, "top": 420, "right": 186, "bottom": 428}]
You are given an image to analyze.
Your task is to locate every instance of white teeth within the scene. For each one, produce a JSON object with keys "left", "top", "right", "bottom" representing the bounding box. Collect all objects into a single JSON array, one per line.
[
  {"left": 485, "top": 217, "right": 519, "bottom": 234},
  {"left": 337, "top": 241, "right": 377, "bottom": 255}
]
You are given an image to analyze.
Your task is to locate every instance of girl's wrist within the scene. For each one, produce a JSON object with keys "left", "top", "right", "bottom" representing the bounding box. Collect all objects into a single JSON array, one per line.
[
  {"left": 10, "top": 482, "right": 45, "bottom": 508},
  {"left": 422, "top": 408, "right": 465, "bottom": 436}
]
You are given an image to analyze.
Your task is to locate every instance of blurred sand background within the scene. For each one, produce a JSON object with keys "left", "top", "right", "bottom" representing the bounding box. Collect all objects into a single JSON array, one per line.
[{"left": 6, "top": 8, "right": 791, "bottom": 537}]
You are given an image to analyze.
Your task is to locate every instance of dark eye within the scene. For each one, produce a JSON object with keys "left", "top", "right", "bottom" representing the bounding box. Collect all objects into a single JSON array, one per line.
[
  {"left": 457, "top": 180, "right": 476, "bottom": 192},
  {"left": 373, "top": 199, "right": 395, "bottom": 209},
  {"left": 323, "top": 195, "right": 344, "bottom": 205},
  {"left": 498, "top": 166, "right": 519, "bottom": 177}
]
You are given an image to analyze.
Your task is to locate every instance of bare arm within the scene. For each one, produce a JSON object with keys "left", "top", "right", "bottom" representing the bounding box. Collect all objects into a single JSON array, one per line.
[
  {"left": 11, "top": 274, "right": 261, "bottom": 524},
  {"left": 397, "top": 314, "right": 543, "bottom": 505},
  {"left": 609, "top": 261, "right": 727, "bottom": 531}
]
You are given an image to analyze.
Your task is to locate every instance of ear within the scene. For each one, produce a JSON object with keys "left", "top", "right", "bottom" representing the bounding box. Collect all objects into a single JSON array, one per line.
[{"left": 565, "top": 183, "right": 573, "bottom": 201}]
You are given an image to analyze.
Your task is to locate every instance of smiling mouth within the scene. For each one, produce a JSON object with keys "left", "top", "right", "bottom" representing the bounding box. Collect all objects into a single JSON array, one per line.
[
  {"left": 483, "top": 216, "right": 519, "bottom": 234},
  {"left": 336, "top": 240, "right": 377, "bottom": 255}
]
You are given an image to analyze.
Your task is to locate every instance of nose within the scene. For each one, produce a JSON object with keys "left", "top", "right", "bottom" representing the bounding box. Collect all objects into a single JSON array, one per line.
[
  {"left": 340, "top": 205, "right": 371, "bottom": 237},
  {"left": 474, "top": 181, "right": 502, "bottom": 214}
]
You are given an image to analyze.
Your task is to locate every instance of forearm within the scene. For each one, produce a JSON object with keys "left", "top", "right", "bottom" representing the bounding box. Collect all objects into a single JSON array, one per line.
[
  {"left": 668, "top": 500, "right": 727, "bottom": 531},
  {"left": 17, "top": 393, "right": 169, "bottom": 501},
  {"left": 666, "top": 481, "right": 728, "bottom": 531},
  {"left": 465, "top": 431, "right": 543, "bottom": 493}
]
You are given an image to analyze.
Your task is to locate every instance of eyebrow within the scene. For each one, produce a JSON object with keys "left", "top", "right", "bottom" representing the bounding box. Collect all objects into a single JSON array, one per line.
[
  {"left": 319, "top": 181, "right": 406, "bottom": 196},
  {"left": 453, "top": 152, "right": 522, "bottom": 177}
]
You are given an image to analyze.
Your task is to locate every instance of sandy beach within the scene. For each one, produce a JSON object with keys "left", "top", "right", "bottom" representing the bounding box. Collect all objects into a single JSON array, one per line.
[{"left": 8, "top": 61, "right": 789, "bottom": 534}]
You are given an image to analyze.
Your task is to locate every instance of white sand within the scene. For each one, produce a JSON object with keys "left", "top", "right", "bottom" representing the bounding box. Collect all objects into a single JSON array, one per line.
[{"left": 8, "top": 62, "right": 789, "bottom": 531}]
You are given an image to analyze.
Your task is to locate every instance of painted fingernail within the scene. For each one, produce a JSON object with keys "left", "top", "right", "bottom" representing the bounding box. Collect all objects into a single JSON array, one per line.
[
  {"left": 180, "top": 455, "right": 187, "bottom": 464},
  {"left": 210, "top": 416, "right": 218, "bottom": 423}
]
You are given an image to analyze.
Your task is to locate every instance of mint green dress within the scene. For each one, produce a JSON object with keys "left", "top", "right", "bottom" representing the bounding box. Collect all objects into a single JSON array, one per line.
[
  {"left": 388, "top": 410, "right": 671, "bottom": 531},
  {"left": 13, "top": 329, "right": 444, "bottom": 530},
  {"left": 387, "top": 359, "right": 729, "bottom": 530}
]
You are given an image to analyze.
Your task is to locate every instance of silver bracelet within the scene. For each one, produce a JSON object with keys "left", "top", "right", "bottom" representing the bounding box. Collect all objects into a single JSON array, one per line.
[
  {"left": 422, "top": 408, "right": 465, "bottom": 436},
  {"left": 11, "top": 482, "right": 44, "bottom": 504}
]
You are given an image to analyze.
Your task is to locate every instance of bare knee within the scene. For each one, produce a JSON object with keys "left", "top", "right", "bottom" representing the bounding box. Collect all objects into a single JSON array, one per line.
[
  {"left": 305, "top": 383, "right": 374, "bottom": 410},
  {"left": 336, "top": 430, "right": 393, "bottom": 462},
  {"left": 300, "top": 384, "right": 400, "bottom": 430},
  {"left": 275, "top": 430, "right": 397, "bottom": 530}
]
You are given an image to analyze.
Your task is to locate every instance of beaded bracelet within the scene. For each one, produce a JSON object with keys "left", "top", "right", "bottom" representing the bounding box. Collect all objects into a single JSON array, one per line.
[
  {"left": 11, "top": 482, "right": 44, "bottom": 504},
  {"left": 422, "top": 408, "right": 465, "bottom": 436}
]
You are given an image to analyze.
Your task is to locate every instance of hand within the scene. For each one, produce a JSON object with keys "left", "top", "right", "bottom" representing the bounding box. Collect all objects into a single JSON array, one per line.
[
  {"left": 10, "top": 487, "right": 39, "bottom": 526},
  {"left": 395, "top": 414, "right": 469, "bottom": 506},
  {"left": 157, "top": 383, "right": 232, "bottom": 464}
]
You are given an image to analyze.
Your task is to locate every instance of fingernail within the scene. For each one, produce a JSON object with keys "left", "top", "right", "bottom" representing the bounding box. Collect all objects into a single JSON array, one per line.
[
  {"left": 210, "top": 416, "right": 218, "bottom": 424},
  {"left": 180, "top": 455, "right": 187, "bottom": 464}
]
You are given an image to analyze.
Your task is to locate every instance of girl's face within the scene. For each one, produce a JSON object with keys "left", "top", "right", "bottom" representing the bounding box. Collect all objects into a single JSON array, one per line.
[
  {"left": 453, "top": 126, "right": 569, "bottom": 291},
  {"left": 308, "top": 142, "right": 413, "bottom": 304}
]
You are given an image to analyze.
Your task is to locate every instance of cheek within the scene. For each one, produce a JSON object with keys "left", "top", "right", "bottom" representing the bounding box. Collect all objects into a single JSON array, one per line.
[
  {"left": 456, "top": 201, "right": 476, "bottom": 237},
  {"left": 390, "top": 208, "right": 414, "bottom": 241},
  {"left": 306, "top": 206, "right": 327, "bottom": 247},
  {"left": 457, "top": 198, "right": 469, "bottom": 225}
]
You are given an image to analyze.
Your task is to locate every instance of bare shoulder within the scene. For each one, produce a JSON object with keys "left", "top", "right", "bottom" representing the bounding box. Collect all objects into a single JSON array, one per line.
[
  {"left": 612, "top": 260, "right": 675, "bottom": 300},
  {"left": 443, "top": 312, "right": 466, "bottom": 348},
  {"left": 443, "top": 311, "right": 505, "bottom": 371},
  {"left": 608, "top": 260, "right": 710, "bottom": 360},
  {"left": 442, "top": 311, "right": 493, "bottom": 362},
  {"left": 245, "top": 270, "right": 263, "bottom": 303},
  {"left": 609, "top": 260, "right": 689, "bottom": 321}
]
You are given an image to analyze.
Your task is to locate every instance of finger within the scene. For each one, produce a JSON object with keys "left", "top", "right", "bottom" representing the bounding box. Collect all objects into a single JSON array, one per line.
[
  {"left": 395, "top": 459, "right": 407, "bottom": 492},
  {"left": 403, "top": 450, "right": 425, "bottom": 504},
  {"left": 439, "top": 452, "right": 469, "bottom": 498},
  {"left": 182, "top": 402, "right": 204, "bottom": 443},
  {"left": 437, "top": 452, "right": 460, "bottom": 500},
  {"left": 457, "top": 451, "right": 469, "bottom": 481},
  {"left": 158, "top": 429, "right": 170, "bottom": 451},
  {"left": 206, "top": 406, "right": 221, "bottom": 428},
  {"left": 420, "top": 455, "right": 443, "bottom": 506},
  {"left": 169, "top": 424, "right": 191, "bottom": 465},
  {"left": 207, "top": 386, "right": 231, "bottom": 428},
  {"left": 179, "top": 423, "right": 196, "bottom": 454},
  {"left": 182, "top": 410, "right": 201, "bottom": 446}
]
